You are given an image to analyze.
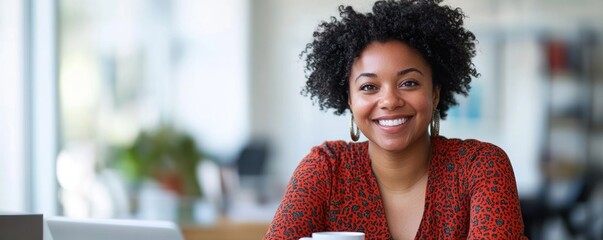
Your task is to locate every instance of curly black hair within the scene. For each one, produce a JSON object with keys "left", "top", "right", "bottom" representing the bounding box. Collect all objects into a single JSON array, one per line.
[{"left": 301, "top": 0, "right": 479, "bottom": 119}]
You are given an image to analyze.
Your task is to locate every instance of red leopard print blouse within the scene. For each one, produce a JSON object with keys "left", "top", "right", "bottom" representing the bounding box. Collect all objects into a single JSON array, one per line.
[{"left": 264, "top": 137, "right": 527, "bottom": 239}]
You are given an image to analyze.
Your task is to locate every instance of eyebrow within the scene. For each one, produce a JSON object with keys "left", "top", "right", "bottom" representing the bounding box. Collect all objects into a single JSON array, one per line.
[{"left": 354, "top": 68, "right": 424, "bottom": 82}]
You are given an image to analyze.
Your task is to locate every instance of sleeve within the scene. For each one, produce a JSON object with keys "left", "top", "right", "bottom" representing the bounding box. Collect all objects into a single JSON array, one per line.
[
  {"left": 263, "top": 145, "right": 332, "bottom": 240},
  {"left": 466, "top": 143, "right": 528, "bottom": 240}
]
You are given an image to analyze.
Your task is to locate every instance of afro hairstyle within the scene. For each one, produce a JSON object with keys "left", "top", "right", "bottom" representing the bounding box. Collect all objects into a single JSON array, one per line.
[{"left": 301, "top": 0, "right": 479, "bottom": 119}]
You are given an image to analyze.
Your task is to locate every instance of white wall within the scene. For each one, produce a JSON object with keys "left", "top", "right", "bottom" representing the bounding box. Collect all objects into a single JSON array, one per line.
[
  {"left": 1, "top": 0, "right": 60, "bottom": 215},
  {"left": 0, "top": 0, "right": 27, "bottom": 212},
  {"left": 30, "top": 0, "right": 59, "bottom": 216},
  {"left": 172, "top": 0, "right": 251, "bottom": 163}
]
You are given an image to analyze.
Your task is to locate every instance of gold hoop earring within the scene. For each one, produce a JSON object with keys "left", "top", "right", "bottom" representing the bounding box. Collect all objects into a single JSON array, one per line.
[
  {"left": 350, "top": 115, "right": 360, "bottom": 142},
  {"left": 430, "top": 109, "right": 440, "bottom": 138}
]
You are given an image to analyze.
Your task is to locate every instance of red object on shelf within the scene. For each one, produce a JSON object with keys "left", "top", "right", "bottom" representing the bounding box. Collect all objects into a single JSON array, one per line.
[{"left": 546, "top": 39, "right": 568, "bottom": 76}]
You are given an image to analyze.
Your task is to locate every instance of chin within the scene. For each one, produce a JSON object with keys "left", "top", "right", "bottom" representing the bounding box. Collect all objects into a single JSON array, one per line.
[
  {"left": 371, "top": 138, "right": 412, "bottom": 152},
  {"left": 369, "top": 132, "right": 430, "bottom": 153}
]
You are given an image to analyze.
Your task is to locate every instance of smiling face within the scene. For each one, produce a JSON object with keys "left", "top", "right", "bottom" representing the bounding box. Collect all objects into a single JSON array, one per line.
[{"left": 348, "top": 40, "right": 440, "bottom": 154}]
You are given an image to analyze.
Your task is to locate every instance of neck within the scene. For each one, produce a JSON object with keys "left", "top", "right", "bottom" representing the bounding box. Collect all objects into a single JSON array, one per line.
[{"left": 369, "top": 134, "right": 432, "bottom": 194}]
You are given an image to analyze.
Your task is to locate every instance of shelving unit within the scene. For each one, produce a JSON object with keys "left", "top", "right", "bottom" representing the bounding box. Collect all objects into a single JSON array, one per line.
[
  {"left": 531, "top": 28, "right": 603, "bottom": 239},
  {"left": 542, "top": 30, "right": 594, "bottom": 177}
]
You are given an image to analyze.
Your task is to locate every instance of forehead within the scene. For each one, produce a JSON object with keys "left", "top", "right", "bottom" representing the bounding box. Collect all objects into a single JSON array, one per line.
[{"left": 352, "top": 40, "right": 431, "bottom": 74}]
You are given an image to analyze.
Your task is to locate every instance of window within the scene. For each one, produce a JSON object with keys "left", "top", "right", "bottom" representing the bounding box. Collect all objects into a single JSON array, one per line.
[
  {"left": 57, "top": 0, "right": 249, "bottom": 219},
  {"left": 0, "top": 0, "right": 58, "bottom": 215}
]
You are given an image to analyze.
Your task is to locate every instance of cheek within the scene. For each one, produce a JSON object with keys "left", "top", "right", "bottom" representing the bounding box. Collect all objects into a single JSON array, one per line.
[
  {"left": 419, "top": 90, "right": 437, "bottom": 109},
  {"left": 418, "top": 96, "right": 433, "bottom": 110},
  {"left": 417, "top": 99, "right": 433, "bottom": 113},
  {"left": 349, "top": 94, "right": 374, "bottom": 116},
  {"left": 408, "top": 93, "right": 436, "bottom": 119},
  {"left": 348, "top": 92, "right": 365, "bottom": 109}
]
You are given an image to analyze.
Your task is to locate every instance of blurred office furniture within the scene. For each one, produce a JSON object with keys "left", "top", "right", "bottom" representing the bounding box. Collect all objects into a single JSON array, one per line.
[
  {"left": 221, "top": 139, "right": 270, "bottom": 206},
  {"left": 181, "top": 217, "right": 269, "bottom": 240},
  {"left": 522, "top": 29, "right": 603, "bottom": 240},
  {"left": 236, "top": 139, "right": 269, "bottom": 176},
  {"left": 179, "top": 140, "right": 273, "bottom": 239},
  {"left": 221, "top": 138, "right": 278, "bottom": 222},
  {"left": 521, "top": 167, "right": 603, "bottom": 240}
]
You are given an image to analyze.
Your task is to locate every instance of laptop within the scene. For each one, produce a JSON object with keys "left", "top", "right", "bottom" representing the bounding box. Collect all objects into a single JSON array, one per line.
[
  {"left": 0, "top": 214, "right": 43, "bottom": 240},
  {"left": 45, "top": 216, "right": 185, "bottom": 240}
]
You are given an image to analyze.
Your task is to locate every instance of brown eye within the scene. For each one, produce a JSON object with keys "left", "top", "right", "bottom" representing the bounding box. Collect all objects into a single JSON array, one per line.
[
  {"left": 400, "top": 80, "right": 419, "bottom": 88},
  {"left": 360, "top": 83, "right": 377, "bottom": 91}
]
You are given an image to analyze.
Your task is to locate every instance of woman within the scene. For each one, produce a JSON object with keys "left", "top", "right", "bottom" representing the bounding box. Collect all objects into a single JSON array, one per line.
[{"left": 264, "top": 0, "right": 526, "bottom": 239}]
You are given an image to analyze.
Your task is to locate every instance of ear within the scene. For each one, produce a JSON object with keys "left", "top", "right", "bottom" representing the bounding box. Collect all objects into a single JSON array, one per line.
[{"left": 432, "top": 85, "right": 441, "bottom": 109}]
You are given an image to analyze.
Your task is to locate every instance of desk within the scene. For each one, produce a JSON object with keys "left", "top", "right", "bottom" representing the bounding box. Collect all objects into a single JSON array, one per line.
[{"left": 182, "top": 219, "right": 269, "bottom": 240}]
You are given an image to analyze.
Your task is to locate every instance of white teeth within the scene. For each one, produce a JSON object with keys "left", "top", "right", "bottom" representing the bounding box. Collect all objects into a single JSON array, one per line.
[{"left": 378, "top": 118, "right": 407, "bottom": 126}]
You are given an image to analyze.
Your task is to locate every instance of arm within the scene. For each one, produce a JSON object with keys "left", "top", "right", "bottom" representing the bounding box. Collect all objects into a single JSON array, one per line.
[
  {"left": 467, "top": 144, "right": 527, "bottom": 239},
  {"left": 264, "top": 146, "right": 331, "bottom": 240}
]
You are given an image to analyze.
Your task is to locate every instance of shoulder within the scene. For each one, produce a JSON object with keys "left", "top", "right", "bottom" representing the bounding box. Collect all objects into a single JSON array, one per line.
[
  {"left": 304, "top": 140, "right": 368, "bottom": 163},
  {"left": 433, "top": 137, "right": 513, "bottom": 175},
  {"left": 296, "top": 140, "right": 369, "bottom": 179},
  {"left": 434, "top": 137, "right": 517, "bottom": 186},
  {"left": 435, "top": 137, "right": 508, "bottom": 162},
  {"left": 288, "top": 140, "right": 368, "bottom": 197}
]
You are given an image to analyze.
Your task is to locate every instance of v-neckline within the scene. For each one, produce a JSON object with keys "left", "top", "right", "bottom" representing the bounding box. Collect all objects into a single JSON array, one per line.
[{"left": 363, "top": 137, "right": 439, "bottom": 240}]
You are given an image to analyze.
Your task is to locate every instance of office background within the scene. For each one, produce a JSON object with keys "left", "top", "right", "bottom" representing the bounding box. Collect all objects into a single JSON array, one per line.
[{"left": 2, "top": 0, "right": 603, "bottom": 239}]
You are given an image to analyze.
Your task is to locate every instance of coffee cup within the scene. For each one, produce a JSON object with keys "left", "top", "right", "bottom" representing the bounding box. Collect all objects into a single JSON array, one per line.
[{"left": 299, "top": 231, "right": 365, "bottom": 240}]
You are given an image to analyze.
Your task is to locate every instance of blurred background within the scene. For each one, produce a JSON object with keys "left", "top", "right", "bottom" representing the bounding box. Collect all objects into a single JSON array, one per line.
[{"left": 1, "top": 0, "right": 603, "bottom": 239}]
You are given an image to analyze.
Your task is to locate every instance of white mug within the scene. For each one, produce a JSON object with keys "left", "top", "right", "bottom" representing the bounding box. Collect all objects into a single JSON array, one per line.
[{"left": 299, "top": 231, "right": 365, "bottom": 240}]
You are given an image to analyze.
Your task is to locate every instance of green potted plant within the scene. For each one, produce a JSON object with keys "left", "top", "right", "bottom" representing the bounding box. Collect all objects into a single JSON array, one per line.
[{"left": 114, "top": 124, "right": 204, "bottom": 222}]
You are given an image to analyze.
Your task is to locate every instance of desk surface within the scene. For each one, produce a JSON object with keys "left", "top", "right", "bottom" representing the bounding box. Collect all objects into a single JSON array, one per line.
[{"left": 182, "top": 218, "right": 269, "bottom": 240}]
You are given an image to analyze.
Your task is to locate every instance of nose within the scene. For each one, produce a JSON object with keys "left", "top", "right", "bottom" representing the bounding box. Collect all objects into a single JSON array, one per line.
[{"left": 379, "top": 86, "right": 403, "bottom": 110}]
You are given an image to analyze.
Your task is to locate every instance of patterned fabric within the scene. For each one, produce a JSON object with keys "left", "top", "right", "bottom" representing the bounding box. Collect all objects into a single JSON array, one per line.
[{"left": 264, "top": 136, "right": 527, "bottom": 240}]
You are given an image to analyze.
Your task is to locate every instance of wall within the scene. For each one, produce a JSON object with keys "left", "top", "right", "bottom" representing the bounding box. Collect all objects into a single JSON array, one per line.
[
  {"left": 0, "top": 0, "right": 27, "bottom": 211},
  {"left": 172, "top": 0, "right": 251, "bottom": 163}
]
